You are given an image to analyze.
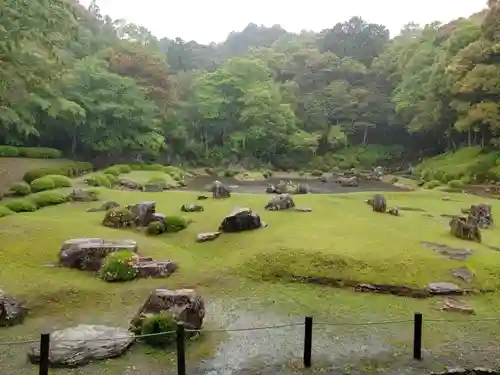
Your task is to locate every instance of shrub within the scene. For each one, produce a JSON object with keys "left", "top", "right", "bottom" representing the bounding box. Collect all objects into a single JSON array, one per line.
[
  {"left": 30, "top": 176, "right": 55, "bottom": 192},
  {"left": 48, "top": 175, "right": 72, "bottom": 188},
  {"left": 147, "top": 177, "right": 167, "bottom": 189},
  {"left": 0, "top": 205, "right": 14, "bottom": 218},
  {"left": 105, "top": 173, "right": 118, "bottom": 185},
  {"left": 311, "top": 170, "right": 323, "bottom": 177},
  {"left": 99, "top": 251, "right": 138, "bottom": 282},
  {"left": 9, "top": 182, "right": 31, "bottom": 196},
  {"left": 4, "top": 199, "right": 38, "bottom": 212},
  {"left": 298, "top": 171, "right": 305, "bottom": 176},
  {"left": 23, "top": 162, "right": 93, "bottom": 183},
  {"left": 147, "top": 221, "right": 165, "bottom": 235},
  {"left": 261, "top": 169, "right": 273, "bottom": 179},
  {"left": 163, "top": 166, "right": 185, "bottom": 179},
  {"left": 0, "top": 146, "right": 21, "bottom": 157},
  {"left": 448, "top": 179, "right": 464, "bottom": 189},
  {"left": 140, "top": 313, "right": 177, "bottom": 347},
  {"left": 164, "top": 215, "right": 189, "bottom": 233},
  {"left": 18, "top": 147, "right": 62, "bottom": 158},
  {"left": 103, "top": 166, "right": 121, "bottom": 176},
  {"left": 29, "top": 191, "right": 68, "bottom": 208},
  {"left": 85, "top": 174, "right": 112, "bottom": 188},
  {"left": 424, "top": 180, "right": 441, "bottom": 189},
  {"left": 114, "top": 164, "right": 132, "bottom": 173}
]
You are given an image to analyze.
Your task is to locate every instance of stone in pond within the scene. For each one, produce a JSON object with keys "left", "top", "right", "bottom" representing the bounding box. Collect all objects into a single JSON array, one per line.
[
  {"left": 196, "top": 232, "right": 221, "bottom": 242},
  {"left": 68, "top": 189, "right": 99, "bottom": 202},
  {"left": 427, "top": 282, "right": 464, "bottom": 295},
  {"left": 339, "top": 176, "right": 359, "bottom": 187},
  {"left": 130, "top": 289, "right": 205, "bottom": 334},
  {"left": 218, "top": 208, "right": 263, "bottom": 233},
  {"left": 28, "top": 325, "right": 134, "bottom": 367},
  {"left": 181, "top": 204, "right": 204, "bottom": 212},
  {"left": 452, "top": 267, "right": 474, "bottom": 283},
  {"left": 442, "top": 297, "right": 475, "bottom": 315},
  {"left": 294, "top": 183, "right": 310, "bottom": 194},
  {"left": 59, "top": 238, "right": 138, "bottom": 271},
  {"left": 126, "top": 201, "right": 156, "bottom": 227},
  {"left": 0, "top": 291, "right": 27, "bottom": 327},
  {"left": 211, "top": 180, "right": 231, "bottom": 199},
  {"left": 265, "top": 184, "right": 276, "bottom": 194},
  {"left": 87, "top": 201, "right": 120, "bottom": 212},
  {"left": 265, "top": 193, "right": 295, "bottom": 211},
  {"left": 295, "top": 207, "right": 312, "bottom": 212}
]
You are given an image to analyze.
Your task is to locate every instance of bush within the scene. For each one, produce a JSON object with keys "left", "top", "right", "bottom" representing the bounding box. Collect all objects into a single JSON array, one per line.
[
  {"left": 261, "top": 169, "right": 273, "bottom": 179},
  {"left": 18, "top": 147, "right": 62, "bottom": 158},
  {"left": 29, "top": 191, "right": 68, "bottom": 208},
  {"left": 310, "top": 170, "right": 323, "bottom": 177},
  {"left": 114, "top": 164, "right": 132, "bottom": 173},
  {"left": 448, "top": 179, "right": 464, "bottom": 189},
  {"left": 163, "top": 166, "right": 185, "bottom": 180},
  {"left": 103, "top": 166, "right": 121, "bottom": 176},
  {"left": 223, "top": 169, "right": 239, "bottom": 178},
  {"left": 99, "top": 251, "right": 138, "bottom": 282},
  {"left": 105, "top": 173, "right": 118, "bottom": 185},
  {"left": 140, "top": 314, "right": 177, "bottom": 347},
  {"left": 164, "top": 215, "right": 189, "bottom": 233},
  {"left": 424, "top": 180, "right": 442, "bottom": 189},
  {"left": 0, "top": 146, "right": 21, "bottom": 157},
  {"left": 147, "top": 177, "right": 167, "bottom": 189},
  {"left": 4, "top": 199, "right": 38, "bottom": 212},
  {"left": 0, "top": 205, "right": 14, "bottom": 218},
  {"left": 147, "top": 221, "right": 165, "bottom": 235},
  {"left": 23, "top": 161, "right": 93, "bottom": 183},
  {"left": 85, "top": 174, "right": 112, "bottom": 188},
  {"left": 30, "top": 175, "right": 71, "bottom": 192},
  {"left": 9, "top": 182, "right": 31, "bottom": 196}
]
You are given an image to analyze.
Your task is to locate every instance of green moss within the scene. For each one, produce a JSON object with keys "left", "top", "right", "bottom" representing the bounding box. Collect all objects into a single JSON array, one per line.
[
  {"left": 4, "top": 198, "right": 38, "bottom": 212},
  {"left": 8, "top": 182, "right": 31, "bottom": 196},
  {"left": 86, "top": 173, "right": 112, "bottom": 188},
  {"left": 164, "top": 215, "right": 189, "bottom": 233}
]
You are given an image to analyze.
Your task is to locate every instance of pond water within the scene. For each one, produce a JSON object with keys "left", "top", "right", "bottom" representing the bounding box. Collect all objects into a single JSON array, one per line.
[{"left": 175, "top": 176, "right": 406, "bottom": 194}]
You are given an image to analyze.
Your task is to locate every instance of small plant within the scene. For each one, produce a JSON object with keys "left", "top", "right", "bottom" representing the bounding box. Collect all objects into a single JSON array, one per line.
[
  {"left": 147, "top": 177, "right": 167, "bottom": 189},
  {"left": 298, "top": 171, "right": 306, "bottom": 176},
  {"left": 99, "top": 251, "right": 138, "bottom": 282},
  {"left": 261, "top": 169, "right": 273, "bottom": 179},
  {"left": 9, "top": 182, "right": 31, "bottom": 196},
  {"left": 0, "top": 205, "right": 14, "bottom": 218},
  {"left": 105, "top": 173, "right": 118, "bottom": 185},
  {"left": 448, "top": 179, "right": 464, "bottom": 189},
  {"left": 85, "top": 174, "right": 112, "bottom": 188},
  {"left": 147, "top": 221, "right": 165, "bottom": 235},
  {"left": 4, "top": 199, "right": 38, "bottom": 213},
  {"left": 424, "top": 180, "right": 442, "bottom": 190},
  {"left": 29, "top": 191, "right": 68, "bottom": 208},
  {"left": 114, "top": 164, "right": 132, "bottom": 173},
  {"left": 164, "top": 215, "right": 189, "bottom": 233},
  {"left": 391, "top": 176, "right": 399, "bottom": 184},
  {"left": 140, "top": 313, "right": 177, "bottom": 347},
  {"left": 103, "top": 166, "right": 121, "bottom": 176},
  {"left": 223, "top": 169, "right": 239, "bottom": 178}
]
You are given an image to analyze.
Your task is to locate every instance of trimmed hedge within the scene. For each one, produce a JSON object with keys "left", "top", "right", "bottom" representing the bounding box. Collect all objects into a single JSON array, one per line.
[
  {"left": 9, "top": 182, "right": 31, "bottom": 196},
  {"left": 0, "top": 205, "right": 14, "bottom": 218},
  {"left": 0, "top": 146, "right": 62, "bottom": 158},
  {"left": 29, "top": 191, "right": 68, "bottom": 208},
  {"left": 85, "top": 173, "right": 112, "bottom": 188},
  {"left": 23, "top": 161, "right": 93, "bottom": 183},
  {"left": 4, "top": 199, "right": 38, "bottom": 212},
  {"left": 30, "top": 175, "right": 72, "bottom": 192},
  {"left": 164, "top": 215, "right": 189, "bottom": 233}
]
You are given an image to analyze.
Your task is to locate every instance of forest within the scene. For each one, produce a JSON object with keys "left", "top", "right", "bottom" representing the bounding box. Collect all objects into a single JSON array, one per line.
[{"left": 1, "top": 0, "right": 499, "bottom": 170}]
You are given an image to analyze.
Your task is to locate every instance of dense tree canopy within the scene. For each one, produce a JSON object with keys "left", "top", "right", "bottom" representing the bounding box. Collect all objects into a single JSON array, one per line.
[{"left": 0, "top": 0, "right": 495, "bottom": 168}]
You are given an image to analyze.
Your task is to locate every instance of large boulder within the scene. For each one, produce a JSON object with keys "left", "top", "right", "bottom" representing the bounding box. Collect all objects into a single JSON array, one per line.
[
  {"left": 265, "top": 194, "right": 295, "bottom": 211},
  {"left": 371, "top": 194, "right": 387, "bottom": 213},
  {"left": 126, "top": 201, "right": 156, "bottom": 227},
  {"left": 59, "top": 238, "right": 138, "bottom": 271},
  {"left": 134, "top": 259, "right": 178, "bottom": 279},
  {"left": 102, "top": 208, "right": 136, "bottom": 229},
  {"left": 339, "top": 176, "right": 359, "bottom": 187},
  {"left": 130, "top": 289, "right": 205, "bottom": 334},
  {"left": 68, "top": 189, "right": 99, "bottom": 202},
  {"left": 450, "top": 216, "right": 482, "bottom": 243},
  {"left": 0, "top": 291, "right": 27, "bottom": 327},
  {"left": 219, "top": 208, "right": 263, "bottom": 233},
  {"left": 468, "top": 204, "right": 494, "bottom": 229},
  {"left": 275, "top": 180, "right": 295, "bottom": 194},
  {"left": 28, "top": 325, "right": 134, "bottom": 367},
  {"left": 294, "top": 183, "right": 310, "bottom": 194},
  {"left": 211, "top": 180, "right": 231, "bottom": 199},
  {"left": 116, "top": 179, "right": 143, "bottom": 191}
]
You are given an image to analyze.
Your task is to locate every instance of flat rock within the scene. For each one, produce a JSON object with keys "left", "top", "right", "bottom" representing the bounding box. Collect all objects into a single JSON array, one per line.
[
  {"left": 197, "top": 195, "right": 208, "bottom": 200},
  {"left": 432, "top": 368, "right": 500, "bottom": 375},
  {"left": 427, "top": 282, "right": 464, "bottom": 295},
  {"left": 181, "top": 204, "right": 204, "bottom": 212},
  {"left": 421, "top": 242, "right": 473, "bottom": 260},
  {"left": 68, "top": 189, "right": 99, "bottom": 202},
  {"left": 28, "top": 325, "right": 134, "bottom": 367},
  {"left": 442, "top": 297, "right": 475, "bottom": 314},
  {"left": 294, "top": 207, "right": 312, "bottom": 212},
  {"left": 59, "top": 238, "right": 138, "bottom": 271},
  {"left": 196, "top": 232, "right": 221, "bottom": 242},
  {"left": 452, "top": 267, "right": 474, "bottom": 283},
  {"left": 0, "top": 291, "right": 27, "bottom": 327},
  {"left": 135, "top": 260, "right": 178, "bottom": 279}
]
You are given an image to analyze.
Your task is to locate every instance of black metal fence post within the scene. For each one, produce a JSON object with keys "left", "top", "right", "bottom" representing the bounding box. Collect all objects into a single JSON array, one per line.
[
  {"left": 303, "top": 316, "right": 313, "bottom": 368},
  {"left": 39, "top": 332, "right": 50, "bottom": 375},
  {"left": 176, "top": 323, "right": 186, "bottom": 375},
  {"left": 413, "top": 312, "right": 423, "bottom": 360}
]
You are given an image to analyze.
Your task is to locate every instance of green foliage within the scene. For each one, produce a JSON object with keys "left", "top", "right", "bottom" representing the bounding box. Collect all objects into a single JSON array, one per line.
[
  {"left": 448, "top": 179, "right": 465, "bottom": 189},
  {"left": 261, "top": 169, "right": 274, "bottom": 178},
  {"left": 223, "top": 169, "right": 239, "bottom": 177},
  {"left": 30, "top": 175, "right": 71, "bottom": 192},
  {"left": 424, "top": 180, "right": 442, "bottom": 189},
  {"left": 105, "top": 174, "right": 118, "bottom": 185},
  {"left": 113, "top": 164, "right": 132, "bottom": 173},
  {"left": 103, "top": 167, "right": 121, "bottom": 176},
  {"left": 9, "top": 182, "right": 31, "bottom": 196},
  {"left": 0, "top": 146, "right": 21, "bottom": 157},
  {"left": 310, "top": 170, "right": 323, "bottom": 177},
  {"left": 140, "top": 314, "right": 177, "bottom": 347},
  {"left": 4, "top": 199, "right": 38, "bottom": 213},
  {"left": 85, "top": 174, "right": 112, "bottom": 188},
  {"left": 23, "top": 162, "right": 93, "bottom": 183},
  {"left": 29, "top": 191, "right": 68, "bottom": 208},
  {"left": 164, "top": 215, "right": 189, "bottom": 233},
  {"left": 0, "top": 205, "right": 14, "bottom": 218},
  {"left": 0, "top": 146, "right": 62, "bottom": 158},
  {"left": 99, "top": 251, "right": 139, "bottom": 282},
  {"left": 146, "top": 177, "right": 167, "bottom": 189},
  {"left": 147, "top": 221, "right": 165, "bottom": 235}
]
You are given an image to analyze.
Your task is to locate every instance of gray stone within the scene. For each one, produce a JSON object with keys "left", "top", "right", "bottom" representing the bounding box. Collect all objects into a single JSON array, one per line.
[
  {"left": 0, "top": 291, "right": 27, "bottom": 327},
  {"left": 219, "top": 208, "right": 262, "bottom": 233},
  {"left": 211, "top": 181, "right": 231, "bottom": 199},
  {"left": 125, "top": 201, "right": 156, "bottom": 227},
  {"left": 421, "top": 242, "right": 473, "bottom": 260},
  {"left": 134, "top": 260, "right": 178, "bottom": 279},
  {"left": 196, "top": 232, "right": 221, "bottom": 242},
  {"left": 427, "top": 282, "right": 464, "bottom": 295},
  {"left": 59, "top": 238, "right": 138, "bottom": 271},
  {"left": 144, "top": 183, "right": 164, "bottom": 192},
  {"left": 265, "top": 193, "right": 295, "bottom": 211},
  {"left": 130, "top": 289, "right": 205, "bottom": 333},
  {"left": 452, "top": 267, "right": 475, "bottom": 283},
  {"left": 387, "top": 207, "right": 400, "bottom": 216},
  {"left": 339, "top": 176, "right": 359, "bottom": 187},
  {"left": 28, "top": 325, "right": 134, "bottom": 367},
  {"left": 442, "top": 297, "right": 475, "bottom": 314},
  {"left": 68, "top": 189, "right": 99, "bottom": 202},
  {"left": 181, "top": 204, "right": 204, "bottom": 212},
  {"left": 294, "top": 183, "right": 310, "bottom": 194},
  {"left": 295, "top": 207, "right": 312, "bottom": 212},
  {"left": 116, "top": 179, "right": 143, "bottom": 191}
]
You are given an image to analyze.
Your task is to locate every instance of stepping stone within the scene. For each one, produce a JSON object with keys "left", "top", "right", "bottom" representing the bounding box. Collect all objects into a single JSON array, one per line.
[
  {"left": 196, "top": 232, "right": 221, "bottom": 243},
  {"left": 427, "top": 282, "right": 463, "bottom": 295},
  {"left": 294, "top": 207, "right": 312, "bottom": 212},
  {"left": 442, "top": 297, "right": 474, "bottom": 315},
  {"left": 421, "top": 242, "right": 473, "bottom": 260},
  {"left": 452, "top": 267, "right": 474, "bottom": 283}
]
